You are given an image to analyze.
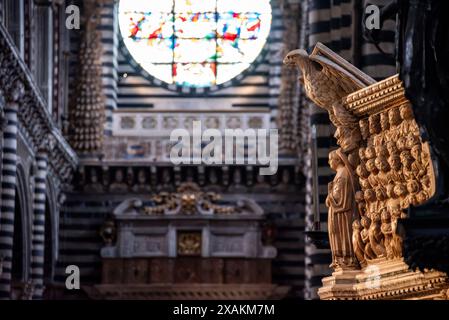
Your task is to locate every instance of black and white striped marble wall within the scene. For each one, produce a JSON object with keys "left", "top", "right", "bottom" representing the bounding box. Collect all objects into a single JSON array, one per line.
[
  {"left": 30, "top": 152, "right": 48, "bottom": 299},
  {"left": 99, "top": 2, "right": 118, "bottom": 136},
  {"left": 0, "top": 95, "right": 19, "bottom": 299},
  {"left": 360, "top": 0, "right": 396, "bottom": 80}
]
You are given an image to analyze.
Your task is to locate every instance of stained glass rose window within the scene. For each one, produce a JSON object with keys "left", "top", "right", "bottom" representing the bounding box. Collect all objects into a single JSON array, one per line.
[{"left": 118, "top": 0, "right": 272, "bottom": 88}]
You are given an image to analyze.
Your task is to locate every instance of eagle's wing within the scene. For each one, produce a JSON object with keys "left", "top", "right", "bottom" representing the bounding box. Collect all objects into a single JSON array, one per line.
[{"left": 309, "top": 42, "right": 376, "bottom": 96}]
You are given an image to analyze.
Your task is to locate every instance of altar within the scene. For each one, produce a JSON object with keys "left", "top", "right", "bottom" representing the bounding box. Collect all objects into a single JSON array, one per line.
[{"left": 86, "top": 183, "right": 288, "bottom": 300}]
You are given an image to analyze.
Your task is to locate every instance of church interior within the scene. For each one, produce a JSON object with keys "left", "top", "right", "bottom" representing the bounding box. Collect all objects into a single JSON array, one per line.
[{"left": 0, "top": 0, "right": 448, "bottom": 301}]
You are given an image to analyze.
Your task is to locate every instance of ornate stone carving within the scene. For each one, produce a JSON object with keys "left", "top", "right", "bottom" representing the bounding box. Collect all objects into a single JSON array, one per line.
[
  {"left": 76, "top": 165, "right": 302, "bottom": 195},
  {"left": 100, "top": 219, "right": 117, "bottom": 246},
  {"left": 435, "top": 289, "right": 449, "bottom": 300},
  {"left": 326, "top": 149, "right": 359, "bottom": 269},
  {"left": 346, "top": 82, "right": 436, "bottom": 266},
  {"left": 283, "top": 43, "right": 375, "bottom": 139},
  {"left": 132, "top": 168, "right": 151, "bottom": 193},
  {"left": 285, "top": 43, "right": 374, "bottom": 270},
  {"left": 109, "top": 168, "right": 129, "bottom": 193},
  {"left": 101, "top": 186, "right": 276, "bottom": 261},
  {"left": 144, "top": 183, "right": 240, "bottom": 215},
  {"left": 19, "top": 280, "right": 35, "bottom": 300},
  {"left": 177, "top": 232, "right": 202, "bottom": 256},
  {"left": 286, "top": 43, "right": 436, "bottom": 270},
  {"left": 68, "top": 0, "right": 105, "bottom": 153},
  {"left": 277, "top": 0, "right": 301, "bottom": 154},
  {"left": 286, "top": 43, "right": 444, "bottom": 299},
  {"left": 84, "top": 167, "right": 104, "bottom": 193},
  {"left": 0, "top": 23, "right": 77, "bottom": 186}
]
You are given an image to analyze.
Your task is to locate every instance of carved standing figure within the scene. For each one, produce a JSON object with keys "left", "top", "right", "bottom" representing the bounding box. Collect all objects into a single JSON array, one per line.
[
  {"left": 399, "top": 104, "right": 418, "bottom": 135},
  {"left": 368, "top": 212, "right": 387, "bottom": 258},
  {"left": 361, "top": 216, "right": 376, "bottom": 260},
  {"left": 390, "top": 217, "right": 404, "bottom": 258},
  {"left": 352, "top": 219, "right": 367, "bottom": 267},
  {"left": 326, "top": 150, "right": 358, "bottom": 269},
  {"left": 380, "top": 210, "right": 394, "bottom": 259},
  {"left": 374, "top": 157, "right": 391, "bottom": 186},
  {"left": 387, "top": 155, "right": 404, "bottom": 183}
]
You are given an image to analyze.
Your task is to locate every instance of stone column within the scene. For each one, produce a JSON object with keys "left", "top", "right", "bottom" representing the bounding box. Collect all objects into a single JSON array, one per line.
[
  {"left": 0, "top": 80, "right": 24, "bottom": 299},
  {"left": 0, "top": 91, "right": 5, "bottom": 279},
  {"left": 277, "top": 0, "right": 301, "bottom": 155},
  {"left": 69, "top": 1, "right": 105, "bottom": 154},
  {"left": 30, "top": 140, "right": 52, "bottom": 299}
]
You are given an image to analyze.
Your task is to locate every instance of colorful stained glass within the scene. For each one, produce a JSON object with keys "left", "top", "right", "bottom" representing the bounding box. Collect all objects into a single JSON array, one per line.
[
  {"left": 174, "top": 13, "right": 216, "bottom": 39},
  {"left": 174, "top": 39, "right": 216, "bottom": 63},
  {"left": 126, "top": 38, "right": 174, "bottom": 63},
  {"left": 174, "top": 63, "right": 216, "bottom": 87},
  {"left": 122, "top": 12, "right": 174, "bottom": 40},
  {"left": 119, "top": 0, "right": 272, "bottom": 88},
  {"left": 174, "top": 0, "right": 216, "bottom": 13}
]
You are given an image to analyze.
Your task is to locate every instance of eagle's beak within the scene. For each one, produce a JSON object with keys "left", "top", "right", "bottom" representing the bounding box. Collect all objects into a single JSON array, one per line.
[
  {"left": 283, "top": 54, "right": 297, "bottom": 66},
  {"left": 283, "top": 49, "right": 308, "bottom": 66}
]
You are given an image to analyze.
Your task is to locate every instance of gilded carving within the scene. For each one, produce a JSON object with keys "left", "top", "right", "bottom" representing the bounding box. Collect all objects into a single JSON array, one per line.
[
  {"left": 435, "top": 289, "right": 449, "bottom": 300},
  {"left": 100, "top": 219, "right": 117, "bottom": 246},
  {"left": 144, "top": 182, "right": 240, "bottom": 215},
  {"left": 177, "top": 232, "right": 202, "bottom": 256}
]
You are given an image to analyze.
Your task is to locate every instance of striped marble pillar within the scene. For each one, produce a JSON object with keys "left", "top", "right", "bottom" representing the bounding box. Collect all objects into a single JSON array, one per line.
[
  {"left": 30, "top": 150, "right": 48, "bottom": 299},
  {"left": 0, "top": 81, "right": 22, "bottom": 299}
]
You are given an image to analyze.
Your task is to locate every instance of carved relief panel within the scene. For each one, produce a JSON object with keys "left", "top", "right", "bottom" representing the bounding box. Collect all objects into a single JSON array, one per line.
[{"left": 345, "top": 76, "right": 436, "bottom": 267}]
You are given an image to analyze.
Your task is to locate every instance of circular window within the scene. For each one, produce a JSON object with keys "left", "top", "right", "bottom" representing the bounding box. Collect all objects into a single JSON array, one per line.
[{"left": 118, "top": 0, "right": 272, "bottom": 89}]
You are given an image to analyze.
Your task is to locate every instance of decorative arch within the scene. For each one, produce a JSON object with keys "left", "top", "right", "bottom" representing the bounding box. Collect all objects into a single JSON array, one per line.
[{"left": 43, "top": 175, "right": 59, "bottom": 283}]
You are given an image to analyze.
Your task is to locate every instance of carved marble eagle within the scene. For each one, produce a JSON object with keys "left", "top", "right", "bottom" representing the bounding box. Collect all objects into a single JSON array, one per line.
[{"left": 283, "top": 43, "right": 376, "bottom": 127}]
